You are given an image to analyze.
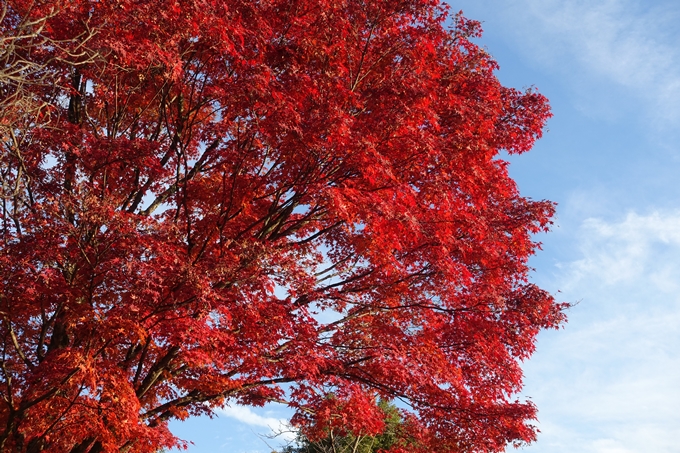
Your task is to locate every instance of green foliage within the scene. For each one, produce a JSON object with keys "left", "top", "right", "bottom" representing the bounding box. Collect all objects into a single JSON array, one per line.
[{"left": 280, "top": 401, "right": 404, "bottom": 453}]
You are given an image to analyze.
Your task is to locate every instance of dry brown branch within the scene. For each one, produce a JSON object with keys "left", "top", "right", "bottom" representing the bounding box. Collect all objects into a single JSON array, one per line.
[{"left": 0, "top": 2, "right": 99, "bottom": 199}]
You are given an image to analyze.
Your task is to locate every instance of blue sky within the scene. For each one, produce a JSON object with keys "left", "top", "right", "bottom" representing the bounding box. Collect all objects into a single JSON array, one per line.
[{"left": 170, "top": 1, "right": 680, "bottom": 451}]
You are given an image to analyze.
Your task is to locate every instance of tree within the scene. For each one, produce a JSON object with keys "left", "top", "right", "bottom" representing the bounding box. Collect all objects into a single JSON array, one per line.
[
  {"left": 279, "top": 400, "right": 406, "bottom": 453},
  {"left": 0, "top": 1, "right": 566, "bottom": 452}
]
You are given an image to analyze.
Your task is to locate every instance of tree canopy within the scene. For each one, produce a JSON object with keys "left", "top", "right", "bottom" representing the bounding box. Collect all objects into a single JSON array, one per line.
[
  {"left": 0, "top": 1, "right": 565, "bottom": 452},
  {"left": 279, "top": 400, "right": 405, "bottom": 453}
]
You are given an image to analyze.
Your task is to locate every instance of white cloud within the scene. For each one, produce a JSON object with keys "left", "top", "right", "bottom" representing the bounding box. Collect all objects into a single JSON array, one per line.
[
  {"left": 217, "top": 405, "right": 297, "bottom": 442},
  {"left": 561, "top": 210, "right": 680, "bottom": 287},
  {"left": 516, "top": 210, "right": 680, "bottom": 453},
  {"left": 489, "top": 0, "right": 680, "bottom": 126},
  {"left": 588, "top": 439, "right": 635, "bottom": 453}
]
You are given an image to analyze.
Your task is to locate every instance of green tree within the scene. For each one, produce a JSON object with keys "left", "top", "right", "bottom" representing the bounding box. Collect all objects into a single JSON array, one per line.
[{"left": 280, "top": 401, "right": 407, "bottom": 453}]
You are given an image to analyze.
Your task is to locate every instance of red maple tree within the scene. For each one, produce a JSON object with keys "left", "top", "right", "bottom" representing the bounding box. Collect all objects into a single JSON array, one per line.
[{"left": 0, "top": 1, "right": 566, "bottom": 452}]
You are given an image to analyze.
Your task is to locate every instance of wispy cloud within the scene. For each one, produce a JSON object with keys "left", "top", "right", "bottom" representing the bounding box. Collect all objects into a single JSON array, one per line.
[
  {"left": 217, "top": 405, "right": 296, "bottom": 442},
  {"left": 490, "top": 0, "right": 680, "bottom": 126},
  {"left": 561, "top": 210, "right": 680, "bottom": 287},
  {"left": 519, "top": 210, "right": 680, "bottom": 453}
]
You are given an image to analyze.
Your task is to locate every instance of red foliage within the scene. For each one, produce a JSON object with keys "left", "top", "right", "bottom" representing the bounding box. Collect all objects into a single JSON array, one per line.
[{"left": 0, "top": 1, "right": 565, "bottom": 452}]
